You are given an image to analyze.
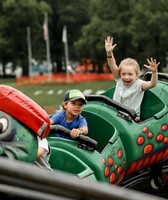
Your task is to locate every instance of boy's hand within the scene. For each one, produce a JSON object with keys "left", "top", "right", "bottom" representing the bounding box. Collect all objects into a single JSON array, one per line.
[
  {"left": 70, "top": 128, "right": 81, "bottom": 138},
  {"left": 105, "top": 36, "right": 117, "bottom": 53},
  {"left": 144, "top": 58, "right": 160, "bottom": 72}
]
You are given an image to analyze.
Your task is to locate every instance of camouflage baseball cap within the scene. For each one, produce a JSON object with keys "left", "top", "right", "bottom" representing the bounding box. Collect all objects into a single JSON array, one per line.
[{"left": 64, "top": 89, "right": 86, "bottom": 104}]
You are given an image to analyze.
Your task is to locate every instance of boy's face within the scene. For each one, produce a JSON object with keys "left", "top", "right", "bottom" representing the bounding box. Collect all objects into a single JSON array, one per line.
[
  {"left": 120, "top": 65, "right": 137, "bottom": 87},
  {"left": 64, "top": 99, "right": 84, "bottom": 116}
]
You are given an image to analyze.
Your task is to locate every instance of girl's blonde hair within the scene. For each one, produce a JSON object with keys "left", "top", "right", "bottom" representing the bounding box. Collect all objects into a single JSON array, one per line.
[{"left": 119, "top": 58, "right": 141, "bottom": 77}]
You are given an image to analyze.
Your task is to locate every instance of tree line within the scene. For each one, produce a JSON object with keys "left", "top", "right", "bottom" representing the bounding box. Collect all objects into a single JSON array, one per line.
[{"left": 0, "top": 0, "right": 167, "bottom": 76}]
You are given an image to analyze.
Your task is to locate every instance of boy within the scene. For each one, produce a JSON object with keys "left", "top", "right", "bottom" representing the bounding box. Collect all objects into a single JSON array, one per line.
[{"left": 50, "top": 89, "right": 88, "bottom": 139}]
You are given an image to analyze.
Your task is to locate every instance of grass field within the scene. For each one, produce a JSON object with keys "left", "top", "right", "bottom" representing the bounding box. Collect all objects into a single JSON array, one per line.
[{"left": 0, "top": 78, "right": 115, "bottom": 113}]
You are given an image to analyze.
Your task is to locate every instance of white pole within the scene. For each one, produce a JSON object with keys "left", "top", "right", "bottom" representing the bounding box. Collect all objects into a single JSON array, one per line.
[
  {"left": 62, "top": 25, "right": 70, "bottom": 73},
  {"left": 27, "top": 26, "right": 32, "bottom": 81},
  {"left": 43, "top": 13, "right": 51, "bottom": 82}
]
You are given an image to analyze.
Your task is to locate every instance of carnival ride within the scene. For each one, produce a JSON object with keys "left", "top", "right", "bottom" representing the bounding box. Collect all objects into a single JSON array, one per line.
[
  {"left": 0, "top": 73, "right": 168, "bottom": 199},
  {"left": 48, "top": 72, "right": 168, "bottom": 192}
]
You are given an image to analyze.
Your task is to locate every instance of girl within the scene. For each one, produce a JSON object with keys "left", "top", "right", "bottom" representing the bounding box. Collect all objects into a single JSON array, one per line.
[{"left": 105, "top": 36, "right": 160, "bottom": 118}]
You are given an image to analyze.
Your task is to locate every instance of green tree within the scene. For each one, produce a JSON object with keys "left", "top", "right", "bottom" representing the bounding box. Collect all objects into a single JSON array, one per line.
[
  {"left": 129, "top": 0, "right": 168, "bottom": 70},
  {"left": 0, "top": 0, "right": 51, "bottom": 75},
  {"left": 44, "top": 0, "right": 91, "bottom": 71},
  {"left": 0, "top": 0, "right": 168, "bottom": 75},
  {"left": 75, "top": 0, "right": 168, "bottom": 71},
  {"left": 75, "top": 0, "right": 135, "bottom": 69}
]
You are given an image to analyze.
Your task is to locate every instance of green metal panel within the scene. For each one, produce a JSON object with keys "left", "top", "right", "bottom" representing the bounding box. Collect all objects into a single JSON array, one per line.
[
  {"left": 82, "top": 110, "right": 118, "bottom": 152},
  {"left": 83, "top": 84, "right": 168, "bottom": 170},
  {"left": 0, "top": 111, "right": 38, "bottom": 163}
]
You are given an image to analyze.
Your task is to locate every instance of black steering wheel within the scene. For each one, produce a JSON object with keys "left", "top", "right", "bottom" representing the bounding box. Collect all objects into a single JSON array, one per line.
[
  {"left": 85, "top": 95, "right": 137, "bottom": 120},
  {"left": 50, "top": 125, "right": 97, "bottom": 150}
]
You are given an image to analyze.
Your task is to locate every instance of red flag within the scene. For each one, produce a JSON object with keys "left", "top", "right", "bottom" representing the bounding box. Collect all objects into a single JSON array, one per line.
[{"left": 43, "top": 15, "right": 48, "bottom": 41}]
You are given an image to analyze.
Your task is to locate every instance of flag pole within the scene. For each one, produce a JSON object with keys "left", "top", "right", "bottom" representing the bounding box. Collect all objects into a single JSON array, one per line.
[
  {"left": 43, "top": 13, "right": 51, "bottom": 82},
  {"left": 62, "top": 25, "right": 70, "bottom": 78},
  {"left": 27, "top": 26, "right": 32, "bottom": 82}
]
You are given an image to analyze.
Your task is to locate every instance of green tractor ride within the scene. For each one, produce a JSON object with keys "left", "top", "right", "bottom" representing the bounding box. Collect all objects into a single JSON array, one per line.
[
  {"left": 0, "top": 72, "right": 168, "bottom": 198},
  {"left": 48, "top": 73, "right": 168, "bottom": 191}
]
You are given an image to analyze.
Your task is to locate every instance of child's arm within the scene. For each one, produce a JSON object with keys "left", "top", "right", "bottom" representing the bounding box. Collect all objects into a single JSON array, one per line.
[
  {"left": 37, "top": 147, "right": 46, "bottom": 158},
  {"left": 105, "top": 36, "right": 119, "bottom": 79},
  {"left": 50, "top": 119, "right": 54, "bottom": 124},
  {"left": 70, "top": 126, "right": 88, "bottom": 139},
  {"left": 141, "top": 58, "right": 160, "bottom": 91},
  {"left": 79, "top": 126, "right": 88, "bottom": 136}
]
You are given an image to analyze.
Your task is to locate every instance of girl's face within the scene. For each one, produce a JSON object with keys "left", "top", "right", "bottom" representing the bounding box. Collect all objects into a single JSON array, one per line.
[
  {"left": 64, "top": 99, "right": 84, "bottom": 117},
  {"left": 120, "top": 65, "right": 137, "bottom": 87}
]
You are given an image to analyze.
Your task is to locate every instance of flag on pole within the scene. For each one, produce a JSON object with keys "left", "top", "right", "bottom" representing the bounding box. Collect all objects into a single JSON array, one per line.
[
  {"left": 62, "top": 25, "right": 67, "bottom": 43},
  {"left": 43, "top": 14, "right": 48, "bottom": 41},
  {"left": 42, "top": 13, "right": 51, "bottom": 81},
  {"left": 62, "top": 25, "right": 70, "bottom": 74}
]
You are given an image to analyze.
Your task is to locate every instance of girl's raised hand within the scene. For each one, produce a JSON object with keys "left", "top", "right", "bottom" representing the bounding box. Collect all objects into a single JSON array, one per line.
[
  {"left": 105, "top": 36, "right": 117, "bottom": 53},
  {"left": 144, "top": 58, "right": 160, "bottom": 72}
]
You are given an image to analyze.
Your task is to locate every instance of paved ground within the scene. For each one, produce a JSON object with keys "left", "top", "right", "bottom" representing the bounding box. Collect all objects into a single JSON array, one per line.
[
  {"left": 131, "top": 179, "right": 168, "bottom": 199},
  {"left": 122, "top": 173, "right": 168, "bottom": 199}
]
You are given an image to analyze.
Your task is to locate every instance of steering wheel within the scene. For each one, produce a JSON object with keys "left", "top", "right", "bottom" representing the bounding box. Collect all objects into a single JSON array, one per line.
[
  {"left": 85, "top": 95, "right": 137, "bottom": 120},
  {"left": 50, "top": 125, "right": 97, "bottom": 150}
]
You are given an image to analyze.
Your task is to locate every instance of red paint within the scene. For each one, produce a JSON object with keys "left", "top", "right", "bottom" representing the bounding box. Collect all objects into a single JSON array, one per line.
[
  {"left": 108, "top": 157, "right": 114, "bottom": 166},
  {"left": 104, "top": 167, "right": 110, "bottom": 177},
  {"left": 148, "top": 132, "right": 153, "bottom": 139},
  {"left": 162, "top": 124, "right": 168, "bottom": 131},
  {"left": 142, "top": 157, "right": 150, "bottom": 168},
  {"left": 110, "top": 172, "right": 116, "bottom": 183},
  {"left": 161, "top": 148, "right": 168, "bottom": 160},
  {"left": 135, "top": 160, "right": 144, "bottom": 171},
  {"left": 118, "top": 149, "right": 123, "bottom": 158},
  {"left": 144, "top": 144, "right": 153, "bottom": 154},
  {"left": 155, "top": 151, "right": 164, "bottom": 163},
  {"left": 117, "top": 166, "right": 123, "bottom": 174},
  {"left": 164, "top": 137, "right": 168, "bottom": 144},
  {"left": 149, "top": 154, "right": 157, "bottom": 165},
  {"left": 143, "top": 127, "right": 149, "bottom": 133},
  {"left": 157, "top": 134, "right": 164, "bottom": 142},
  {"left": 137, "top": 136, "right": 145, "bottom": 145},
  {"left": 126, "top": 161, "right": 137, "bottom": 175}
]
